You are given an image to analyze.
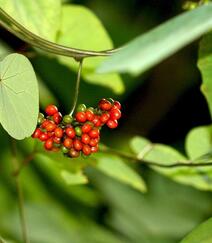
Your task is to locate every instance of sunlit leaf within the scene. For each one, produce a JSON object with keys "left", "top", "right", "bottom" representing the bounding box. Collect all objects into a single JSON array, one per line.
[
  {"left": 57, "top": 5, "right": 124, "bottom": 94},
  {"left": 198, "top": 32, "right": 212, "bottom": 117},
  {"left": 0, "top": 0, "right": 61, "bottom": 41},
  {"left": 98, "top": 4, "right": 212, "bottom": 75},
  {"left": 181, "top": 217, "right": 212, "bottom": 243},
  {"left": 61, "top": 170, "right": 88, "bottom": 185},
  {"left": 0, "top": 53, "right": 39, "bottom": 139}
]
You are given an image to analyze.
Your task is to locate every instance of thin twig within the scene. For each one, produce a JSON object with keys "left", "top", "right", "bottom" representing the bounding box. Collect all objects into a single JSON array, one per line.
[
  {"left": 10, "top": 139, "right": 30, "bottom": 243},
  {"left": 69, "top": 59, "right": 83, "bottom": 116},
  {"left": 100, "top": 145, "right": 212, "bottom": 168}
]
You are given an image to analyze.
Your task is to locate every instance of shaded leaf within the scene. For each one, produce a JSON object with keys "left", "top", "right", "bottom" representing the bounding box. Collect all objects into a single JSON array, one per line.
[
  {"left": 98, "top": 4, "right": 212, "bottom": 75},
  {"left": 198, "top": 32, "right": 212, "bottom": 117},
  {"left": 0, "top": 53, "right": 39, "bottom": 139},
  {"left": 94, "top": 153, "right": 147, "bottom": 192},
  {"left": 57, "top": 5, "right": 124, "bottom": 94},
  {"left": 181, "top": 217, "right": 212, "bottom": 243}
]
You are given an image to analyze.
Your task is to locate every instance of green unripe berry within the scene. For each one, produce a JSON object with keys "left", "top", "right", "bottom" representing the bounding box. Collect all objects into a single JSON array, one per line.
[
  {"left": 107, "top": 98, "right": 114, "bottom": 104},
  {"left": 76, "top": 104, "right": 86, "bottom": 112},
  {"left": 87, "top": 107, "right": 94, "bottom": 113},
  {"left": 61, "top": 146, "right": 69, "bottom": 154},
  {"left": 37, "top": 113, "right": 45, "bottom": 125},
  {"left": 54, "top": 143, "right": 61, "bottom": 148},
  {"left": 63, "top": 115, "right": 73, "bottom": 124},
  {"left": 75, "top": 126, "right": 82, "bottom": 136}
]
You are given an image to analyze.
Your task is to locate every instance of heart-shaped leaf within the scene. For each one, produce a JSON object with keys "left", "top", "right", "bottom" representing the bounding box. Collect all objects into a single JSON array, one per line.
[{"left": 0, "top": 53, "right": 39, "bottom": 139}]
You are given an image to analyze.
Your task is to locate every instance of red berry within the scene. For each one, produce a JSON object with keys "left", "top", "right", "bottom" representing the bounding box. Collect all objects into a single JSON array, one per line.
[
  {"left": 63, "top": 138, "right": 73, "bottom": 149},
  {"left": 100, "top": 113, "right": 110, "bottom": 123},
  {"left": 98, "top": 99, "right": 112, "bottom": 111},
  {"left": 45, "top": 105, "right": 58, "bottom": 116},
  {"left": 32, "top": 128, "right": 42, "bottom": 138},
  {"left": 110, "top": 108, "right": 121, "bottom": 120},
  {"left": 89, "top": 129, "right": 100, "bottom": 139},
  {"left": 69, "top": 148, "right": 80, "bottom": 158},
  {"left": 113, "top": 101, "right": 121, "bottom": 110},
  {"left": 81, "top": 134, "right": 91, "bottom": 145},
  {"left": 53, "top": 136, "right": 61, "bottom": 144},
  {"left": 89, "top": 138, "right": 99, "bottom": 147},
  {"left": 65, "top": 127, "right": 76, "bottom": 139},
  {"left": 82, "top": 123, "right": 92, "bottom": 133},
  {"left": 47, "top": 131, "right": 54, "bottom": 138},
  {"left": 46, "top": 121, "right": 57, "bottom": 132},
  {"left": 41, "top": 120, "right": 50, "bottom": 128},
  {"left": 91, "top": 144, "right": 98, "bottom": 153},
  {"left": 85, "top": 110, "right": 95, "bottom": 121},
  {"left": 107, "top": 119, "right": 118, "bottom": 129},
  {"left": 53, "top": 112, "right": 62, "bottom": 124},
  {"left": 93, "top": 115, "right": 102, "bottom": 127},
  {"left": 54, "top": 127, "right": 63, "bottom": 138},
  {"left": 44, "top": 138, "right": 54, "bottom": 150},
  {"left": 39, "top": 132, "right": 49, "bottom": 141},
  {"left": 73, "top": 139, "right": 83, "bottom": 151},
  {"left": 82, "top": 145, "right": 91, "bottom": 156},
  {"left": 75, "top": 112, "right": 87, "bottom": 123}
]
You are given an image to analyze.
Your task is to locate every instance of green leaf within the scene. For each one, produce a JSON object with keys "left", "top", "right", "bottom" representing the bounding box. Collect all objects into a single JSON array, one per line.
[
  {"left": 98, "top": 4, "right": 212, "bottom": 75},
  {"left": 181, "top": 217, "right": 212, "bottom": 243},
  {"left": 185, "top": 125, "right": 212, "bottom": 160},
  {"left": 130, "top": 136, "right": 212, "bottom": 191},
  {"left": 94, "top": 153, "right": 147, "bottom": 192},
  {"left": 57, "top": 5, "right": 124, "bottom": 94},
  {"left": 0, "top": 53, "right": 39, "bottom": 139},
  {"left": 61, "top": 170, "right": 88, "bottom": 185},
  {"left": 0, "top": 0, "right": 61, "bottom": 41},
  {"left": 198, "top": 32, "right": 212, "bottom": 117}
]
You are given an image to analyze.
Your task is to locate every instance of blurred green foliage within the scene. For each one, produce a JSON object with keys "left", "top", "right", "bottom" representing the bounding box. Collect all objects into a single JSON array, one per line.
[{"left": 0, "top": 0, "right": 212, "bottom": 243}]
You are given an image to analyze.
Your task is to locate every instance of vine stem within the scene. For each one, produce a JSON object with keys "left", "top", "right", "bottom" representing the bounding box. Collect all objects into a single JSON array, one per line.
[
  {"left": 100, "top": 145, "right": 212, "bottom": 168},
  {"left": 10, "top": 139, "right": 30, "bottom": 243},
  {"left": 69, "top": 59, "right": 83, "bottom": 116}
]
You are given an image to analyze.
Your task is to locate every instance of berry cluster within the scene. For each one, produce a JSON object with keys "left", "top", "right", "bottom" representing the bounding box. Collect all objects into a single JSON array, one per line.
[{"left": 32, "top": 98, "right": 121, "bottom": 158}]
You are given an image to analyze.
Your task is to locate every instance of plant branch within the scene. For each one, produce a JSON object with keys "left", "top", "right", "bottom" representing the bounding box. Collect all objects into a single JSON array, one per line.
[
  {"left": 100, "top": 145, "right": 212, "bottom": 168},
  {"left": 10, "top": 139, "right": 30, "bottom": 243},
  {"left": 0, "top": 8, "right": 119, "bottom": 59},
  {"left": 69, "top": 59, "right": 83, "bottom": 116}
]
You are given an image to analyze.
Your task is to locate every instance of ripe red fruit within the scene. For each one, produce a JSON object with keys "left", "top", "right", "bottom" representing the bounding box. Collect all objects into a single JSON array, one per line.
[
  {"left": 93, "top": 115, "right": 102, "bottom": 127},
  {"left": 73, "top": 139, "right": 83, "bottom": 151},
  {"left": 69, "top": 148, "right": 80, "bottom": 158},
  {"left": 91, "top": 144, "right": 98, "bottom": 153},
  {"left": 54, "top": 127, "right": 63, "bottom": 138},
  {"left": 53, "top": 112, "right": 62, "bottom": 124},
  {"left": 89, "top": 138, "right": 99, "bottom": 147},
  {"left": 81, "top": 134, "right": 91, "bottom": 145},
  {"left": 53, "top": 136, "right": 61, "bottom": 144},
  {"left": 41, "top": 120, "right": 50, "bottom": 128},
  {"left": 107, "top": 119, "right": 118, "bottom": 129},
  {"left": 32, "top": 128, "right": 42, "bottom": 138},
  {"left": 110, "top": 108, "right": 121, "bottom": 120},
  {"left": 45, "top": 121, "right": 57, "bottom": 132},
  {"left": 85, "top": 110, "right": 95, "bottom": 121},
  {"left": 89, "top": 129, "right": 100, "bottom": 138},
  {"left": 82, "top": 145, "right": 91, "bottom": 156},
  {"left": 82, "top": 123, "right": 92, "bottom": 133},
  {"left": 75, "top": 112, "right": 87, "bottom": 123},
  {"left": 98, "top": 99, "right": 112, "bottom": 111},
  {"left": 63, "top": 138, "right": 73, "bottom": 149},
  {"left": 65, "top": 127, "right": 76, "bottom": 138},
  {"left": 113, "top": 101, "right": 121, "bottom": 110},
  {"left": 100, "top": 113, "right": 110, "bottom": 123},
  {"left": 45, "top": 105, "right": 58, "bottom": 116},
  {"left": 44, "top": 138, "right": 54, "bottom": 150},
  {"left": 39, "top": 132, "right": 49, "bottom": 141},
  {"left": 47, "top": 131, "right": 54, "bottom": 138}
]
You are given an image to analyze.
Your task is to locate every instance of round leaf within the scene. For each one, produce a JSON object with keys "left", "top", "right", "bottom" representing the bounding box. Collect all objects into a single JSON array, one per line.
[{"left": 0, "top": 53, "right": 39, "bottom": 139}]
